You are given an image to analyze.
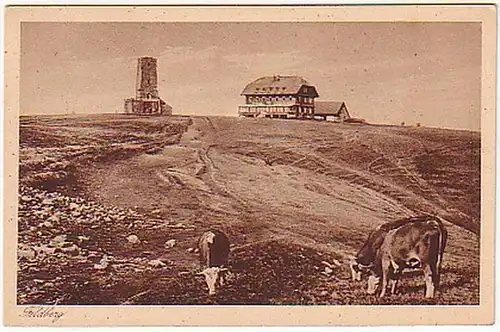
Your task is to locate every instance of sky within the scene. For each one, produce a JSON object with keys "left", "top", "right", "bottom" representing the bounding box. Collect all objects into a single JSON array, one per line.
[{"left": 20, "top": 22, "right": 481, "bottom": 131}]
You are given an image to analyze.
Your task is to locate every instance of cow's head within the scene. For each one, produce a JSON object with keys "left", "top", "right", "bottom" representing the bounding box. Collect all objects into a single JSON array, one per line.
[
  {"left": 350, "top": 228, "right": 387, "bottom": 281},
  {"left": 205, "top": 232, "right": 216, "bottom": 245},
  {"left": 196, "top": 267, "right": 230, "bottom": 296}
]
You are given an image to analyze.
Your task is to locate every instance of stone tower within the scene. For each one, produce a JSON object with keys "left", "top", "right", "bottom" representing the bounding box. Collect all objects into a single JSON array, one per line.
[
  {"left": 136, "top": 57, "right": 159, "bottom": 99},
  {"left": 124, "top": 56, "right": 172, "bottom": 116}
]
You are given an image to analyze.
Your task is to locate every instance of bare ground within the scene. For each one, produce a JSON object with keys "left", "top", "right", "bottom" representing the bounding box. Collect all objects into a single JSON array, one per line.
[{"left": 17, "top": 114, "right": 480, "bottom": 305}]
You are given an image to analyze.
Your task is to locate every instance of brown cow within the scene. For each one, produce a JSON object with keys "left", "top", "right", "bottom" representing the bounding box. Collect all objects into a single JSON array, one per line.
[
  {"left": 349, "top": 215, "right": 440, "bottom": 282},
  {"left": 366, "top": 217, "right": 447, "bottom": 298},
  {"left": 196, "top": 229, "right": 231, "bottom": 296}
]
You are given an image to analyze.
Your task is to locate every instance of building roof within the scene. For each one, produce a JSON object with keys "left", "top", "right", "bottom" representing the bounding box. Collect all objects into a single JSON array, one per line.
[
  {"left": 241, "top": 75, "right": 318, "bottom": 96},
  {"left": 314, "top": 101, "right": 349, "bottom": 116}
]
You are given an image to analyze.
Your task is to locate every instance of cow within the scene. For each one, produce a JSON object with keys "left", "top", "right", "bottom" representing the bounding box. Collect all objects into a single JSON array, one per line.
[
  {"left": 349, "top": 215, "right": 436, "bottom": 282},
  {"left": 365, "top": 217, "right": 448, "bottom": 298},
  {"left": 196, "top": 229, "right": 231, "bottom": 296}
]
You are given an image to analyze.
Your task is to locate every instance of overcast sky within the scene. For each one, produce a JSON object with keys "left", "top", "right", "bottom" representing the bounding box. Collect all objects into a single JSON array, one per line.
[{"left": 21, "top": 22, "right": 481, "bottom": 131}]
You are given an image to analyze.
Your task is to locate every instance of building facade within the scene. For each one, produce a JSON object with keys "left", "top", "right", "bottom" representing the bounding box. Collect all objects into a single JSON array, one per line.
[
  {"left": 124, "top": 57, "right": 172, "bottom": 116},
  {"left": 238, "top": 75, "right": 319, "bottom": 119}
]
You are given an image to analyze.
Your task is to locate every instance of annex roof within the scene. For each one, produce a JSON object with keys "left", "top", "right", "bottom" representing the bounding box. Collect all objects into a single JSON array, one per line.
[{"left": 314, "top": 101, "right": 349, "bottom": 116}]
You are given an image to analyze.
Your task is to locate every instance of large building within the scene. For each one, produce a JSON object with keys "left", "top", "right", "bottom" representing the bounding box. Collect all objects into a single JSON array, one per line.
[
  {"left": 238, "top": 75, "right": 319, "bottom": 119},
  {"left": 124, "top": 57, "right": 172, "bottom": 116}
]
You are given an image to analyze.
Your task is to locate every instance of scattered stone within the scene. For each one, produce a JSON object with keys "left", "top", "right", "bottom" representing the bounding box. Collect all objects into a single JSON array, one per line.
[
  {"left": 18, "top": 245, "right": 36, "bottom": 260},
  {"left": 151, "top": 209, "right": 162, "bottom": 214},
  {"left": 321, "top": 261, "right": 335, "bottom": 269},
  {"left": 320, "top": 290, "right": 329, "bottom": 296},
  {"left": 164, "top": 239, "right": 176, "bottom": 249},
  {"left": 332, "top": 259, "right": 341, "bottom": 267},
  {"left": 187, "top": 248, "right": 195, "bottom": 253},
  {"left": 194, "top": 248, "right": 199, "bottom": 253},
  {"left": 148, "top": 259, "right": 167, "bottom": 267},
  {"left": 40, "top": 221, "right": 53, "bottom": 228},
  {"left": 62, "top": 244, "right": 80, "bottom": 256},
  {"left": 127, "top": 235, "right": 140, "bottom": 244},
  {"left": 35, "top": 245, "right": 56, "bottom": 255},
  {"left": 41, "top": 199, "right": 53, "bottom": 205},
  {"left": 94, "top": 255, "right": 110, "bottom": 269},
  {"left": 47, "top": 214, "right": 60, "bottom": 223},
  {"left": 51, "top": 235, "right": 67, "bottom": 247},
  {"left": 324, "top": 266, "right": 333, "bottom": 274}
]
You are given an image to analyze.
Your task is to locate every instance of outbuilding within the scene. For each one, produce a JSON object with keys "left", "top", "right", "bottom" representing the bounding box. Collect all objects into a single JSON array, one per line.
[{"left": 313, "top": 101, "right": 351, "bottom": 122}]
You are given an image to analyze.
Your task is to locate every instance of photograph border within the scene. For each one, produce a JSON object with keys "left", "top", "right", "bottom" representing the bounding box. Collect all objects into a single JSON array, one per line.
[{"left": 3, "top": 4, "right": 496, "bottom": 326}]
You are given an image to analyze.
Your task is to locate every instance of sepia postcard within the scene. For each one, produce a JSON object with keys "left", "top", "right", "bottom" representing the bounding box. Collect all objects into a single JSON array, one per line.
[{"left": 3, "top": 4, "right": 497, "bottom": 327}]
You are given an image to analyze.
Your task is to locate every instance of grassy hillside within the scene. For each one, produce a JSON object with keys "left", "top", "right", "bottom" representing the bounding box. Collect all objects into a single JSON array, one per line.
[{"left": 17, "top": 114, "right": 480, "bottom": 305}]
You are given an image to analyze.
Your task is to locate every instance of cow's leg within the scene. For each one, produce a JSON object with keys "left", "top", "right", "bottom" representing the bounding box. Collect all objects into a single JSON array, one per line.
[
  {"left": 219, "top": 273, "right": 225, "bottom": 287},
  {"left": 390, "top": 278, "right": 399, "bottom": 295},
  {"left": 423, "top": 263, "right": 436, "bottom": 298},
  {"left": 367, "top": 275, "right": 380, "bottom": 295},
  {"left": 389, "top": 260, "right": 400, "bottom": 295},
  {"left": 435, "top": 257, "right": 443, "bottom": 293},
  {"left": 379, "top": 258, "right": 391, "bottom": 298}
]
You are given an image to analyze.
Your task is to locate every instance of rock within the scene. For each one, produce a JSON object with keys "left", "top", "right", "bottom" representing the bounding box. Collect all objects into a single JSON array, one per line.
[
  {"left": 187, "top": 248, "right": 195, "bottom": 253},
  {"left": 324, "top": 266, "right": 333, "bottom": 274},
  {"left": 21, "top": 195, "right": 32, "bottom": 202},
  {"left": 194, "top": 248, "right": 199, "bottom": 253},
  {"left": 332, "top": 259, "right": 341, "bottom": 267},
  {"left": 35, "top": 245, "right": 56, "bottom": 255},
  {"left": 40, "top": 221, "right": 53, "bottom": 228},
  {"left": 94, "top": 255, "right": 109, "bottom": 269},
  {"left": 164, "top": 239, "right": 176, "bottom": 249},
  {"left": 320, "top": 290, "right": 329, "bottom": 296},
  {"left": 148, "top": 259, "right": 167, "bottom": 267},
  {"left": 41, "top": 199, "right": 53, "bottom": 205},
  {"left": 69, "top": 202, "right": 79, "bottom": 210},
  {"left": 151, "top": 209, "right": 162, "bottom": 215},
  {"left": 62, "top": 244, "right": 80, "bottom": 256},
  {"left": 18, "top": 246, "right": 36, "bottom": 260},
  {"left": 29, "top": 226, "right": 37, "bottom": 232},
  {"left": 51, "top": 235, "right": 67, "bottom": 247},
  {"left": 321, "top": 261, "right": 335, "bottom": 269},
  {"left": 47, "top": 214, "right": 60, "bottom": 223},
  {"left": 127, "top": 235, "right": 140, "bottom": 244}
]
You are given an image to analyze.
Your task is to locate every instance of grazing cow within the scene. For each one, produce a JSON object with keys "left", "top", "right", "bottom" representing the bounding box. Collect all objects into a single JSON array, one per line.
[
  {"left": 366, "top": 217, "right": 448, "bottom": 298},
  {"left": 349, "top": 215, "right": 434, "bottom": 282},
  {"left": 196, "top": 229, "right": 231, "bottom": 296}
]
